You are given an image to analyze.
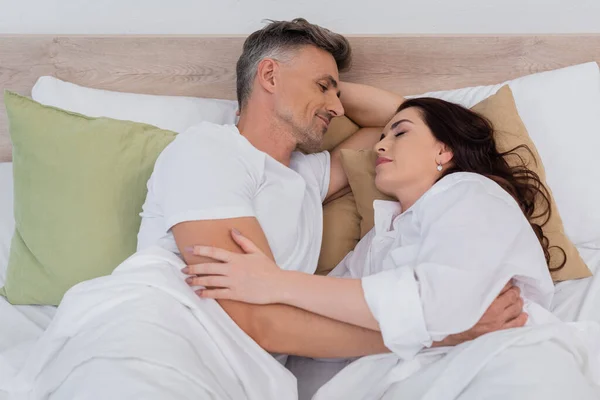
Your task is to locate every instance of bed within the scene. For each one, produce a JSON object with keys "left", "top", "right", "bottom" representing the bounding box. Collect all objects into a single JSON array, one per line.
[{"left": 1, "top": 34, "right": 600, "bottom": 399}]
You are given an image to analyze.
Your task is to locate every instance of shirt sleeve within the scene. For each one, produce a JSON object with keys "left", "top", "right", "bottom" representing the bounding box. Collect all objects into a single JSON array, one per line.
[
  {"left": 153, "top": 125, "right": 263, "bottom": 231},
  {"left": 361, "top": 178, "right": 546, "bottom": 360}
]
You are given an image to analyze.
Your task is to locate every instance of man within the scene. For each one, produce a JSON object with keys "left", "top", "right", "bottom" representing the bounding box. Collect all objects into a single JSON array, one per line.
[{"left": 138, "top": 17, "right": 526, "bottom": 393}]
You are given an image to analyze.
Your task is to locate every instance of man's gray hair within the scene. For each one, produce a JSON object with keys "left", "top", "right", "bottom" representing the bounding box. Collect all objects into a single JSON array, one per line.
[{"left": 236, "top": 18, "right": 352, "bottom": 110}]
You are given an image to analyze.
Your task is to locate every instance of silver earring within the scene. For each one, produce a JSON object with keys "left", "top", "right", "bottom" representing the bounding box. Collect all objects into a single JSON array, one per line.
[{"left": 437, "top": 163, "right": 443, "bottom": 171}]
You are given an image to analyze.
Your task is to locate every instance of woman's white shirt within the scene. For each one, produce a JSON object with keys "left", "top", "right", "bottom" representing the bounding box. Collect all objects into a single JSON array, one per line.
[{"left": 330, "top": 172, "right": 556, "bottom": 359}]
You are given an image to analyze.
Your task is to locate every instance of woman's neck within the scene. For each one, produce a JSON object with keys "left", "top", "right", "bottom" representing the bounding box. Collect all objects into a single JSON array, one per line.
[{"left": 393, "top": 177, "right": 439, "bottom": 212}]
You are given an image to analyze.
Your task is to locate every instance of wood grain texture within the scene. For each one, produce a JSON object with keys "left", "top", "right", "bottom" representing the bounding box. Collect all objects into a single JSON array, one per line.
[{"left": 2, "top": 34, "right": 600, "bottom": 161}]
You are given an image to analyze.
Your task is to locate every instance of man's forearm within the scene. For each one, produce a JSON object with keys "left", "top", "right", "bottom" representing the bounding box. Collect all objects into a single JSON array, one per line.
[
  {"left": 339, "top": 82, "right": 404, "bottom": 127},
  {"left": 219, "top": 299, "right": 389, "bottom": 358}
]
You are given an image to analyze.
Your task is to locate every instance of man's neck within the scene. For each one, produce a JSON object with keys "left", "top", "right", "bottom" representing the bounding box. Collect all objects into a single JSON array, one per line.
[{"left": 236, "top": 106, "right": 297, "bottom": 167}]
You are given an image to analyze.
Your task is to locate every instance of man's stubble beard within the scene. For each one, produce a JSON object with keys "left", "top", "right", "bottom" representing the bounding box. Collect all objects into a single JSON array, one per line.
[{"left": 277, "top": 109, "right": 324, "bottom": 153}]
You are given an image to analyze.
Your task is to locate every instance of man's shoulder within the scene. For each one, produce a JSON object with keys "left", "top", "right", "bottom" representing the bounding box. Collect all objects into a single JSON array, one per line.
[
  {"left": 158, "top": 122, "right": 260, "bottom": 162},
  {"left": 170, "top": 121, "right": 241, "bottom": 147},
  {"left": 153, "top": 122, "right": 265, "bottom": 184}
]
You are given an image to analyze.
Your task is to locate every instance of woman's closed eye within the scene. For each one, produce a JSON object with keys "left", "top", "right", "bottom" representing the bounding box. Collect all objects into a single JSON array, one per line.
[{"left": 380, "top": 131, "right": 406, "bottom": 141}]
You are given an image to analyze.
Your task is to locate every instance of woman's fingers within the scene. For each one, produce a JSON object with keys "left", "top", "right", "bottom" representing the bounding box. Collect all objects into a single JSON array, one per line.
[
  {"left": 186, "top": 275, "right": 229, "bottom": 288},
  {"left": 230, "top": 229, "right": 261, "bottom": 254},
  {"left": 187, "top": 245, "right": 233, "bottom": 262},
  {"left": 197, "top": 288, "right": 234, "bottom": 300},
  {"left": 182, "top": 263, "right": 229, "bottom": 276}
]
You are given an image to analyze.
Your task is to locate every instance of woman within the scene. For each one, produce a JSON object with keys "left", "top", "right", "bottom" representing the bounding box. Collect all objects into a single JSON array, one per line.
[{"left": 183, "top": 96, "right": 599, "bottom": 398}]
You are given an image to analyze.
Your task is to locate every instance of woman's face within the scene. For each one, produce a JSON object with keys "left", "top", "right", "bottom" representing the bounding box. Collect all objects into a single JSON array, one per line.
[{"left": 374, "top": 107, "right": 452, "bottom": 198}]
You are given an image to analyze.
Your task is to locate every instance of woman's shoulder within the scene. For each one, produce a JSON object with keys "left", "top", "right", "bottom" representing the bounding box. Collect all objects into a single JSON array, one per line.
[{"left": 418, "top": 172, "right": 522, "bottom": 215}]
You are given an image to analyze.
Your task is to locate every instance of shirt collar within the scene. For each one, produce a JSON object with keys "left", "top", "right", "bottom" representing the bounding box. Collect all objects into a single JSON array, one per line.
[{"left": 373, "top": 200, "right": 403, "bottom": 235}]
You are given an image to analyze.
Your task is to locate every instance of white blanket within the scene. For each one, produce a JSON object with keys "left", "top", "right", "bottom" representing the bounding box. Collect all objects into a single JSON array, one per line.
[
  {"left": 0, "top": 246, "right": 296, "bottom": 399},
  {"left": 2, "top": 246, "right": 600, "bottom": 400},
  {"left": 314, "top": 321, "right": 600, "bottom": 400}
]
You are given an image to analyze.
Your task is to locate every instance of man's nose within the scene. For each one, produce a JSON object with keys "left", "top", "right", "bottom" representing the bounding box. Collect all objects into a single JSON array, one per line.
[{"left": 327, "top": 95, "right": 344, "bottom": 118}]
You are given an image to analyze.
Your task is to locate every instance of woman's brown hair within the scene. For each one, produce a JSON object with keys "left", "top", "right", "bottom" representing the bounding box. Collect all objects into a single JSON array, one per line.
[{"left": 397, "top": 98, "right": 566, "bottom": 273}]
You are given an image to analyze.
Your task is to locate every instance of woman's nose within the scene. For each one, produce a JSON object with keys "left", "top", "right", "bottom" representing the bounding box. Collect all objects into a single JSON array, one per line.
[{"left": 374, "top": 141, "right": 387, "bottom": 153}]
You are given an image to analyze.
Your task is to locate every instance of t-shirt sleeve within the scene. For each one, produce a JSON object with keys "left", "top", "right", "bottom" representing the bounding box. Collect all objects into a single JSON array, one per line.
[
  {"left": 152, "top": 126, "right": 263, "bottom": 231},
  {"left": 360, "top": 178, "right": 549, "bottom": 360},
  {"left": 301, "top": 151, "right": 331, "bottom": 202}
]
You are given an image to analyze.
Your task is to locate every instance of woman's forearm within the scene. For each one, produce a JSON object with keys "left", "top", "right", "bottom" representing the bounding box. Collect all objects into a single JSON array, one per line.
[
  {"left": 339, "top": 82, "right": 404, "bottom": 127},
  {"left": 276, "top": 271, "right": 380, "bottom": 331}
]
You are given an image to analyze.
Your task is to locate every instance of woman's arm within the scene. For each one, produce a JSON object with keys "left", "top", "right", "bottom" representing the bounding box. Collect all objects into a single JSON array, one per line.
[
  {"left": 339, "top": 82, "right": 404, "bottom": 127},
  {"left": 183, "top": 229, "right": 379, "bottom": 330},
  {"left": 185, "top": 229, "right": 528, "bottom": 345},
  {"left": 278, "top": 271, "right": 379, "bottom": 330}
]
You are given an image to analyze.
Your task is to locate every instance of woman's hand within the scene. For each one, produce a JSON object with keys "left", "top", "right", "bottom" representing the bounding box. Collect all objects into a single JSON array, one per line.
[{"left": 182, "top": 229, "right": 285, "bottom": 304}]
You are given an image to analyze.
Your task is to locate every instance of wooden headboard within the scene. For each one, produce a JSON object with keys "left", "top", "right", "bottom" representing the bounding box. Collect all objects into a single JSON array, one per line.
[{"left": 1, "top": 34, "right": 600, "bottom": 162}]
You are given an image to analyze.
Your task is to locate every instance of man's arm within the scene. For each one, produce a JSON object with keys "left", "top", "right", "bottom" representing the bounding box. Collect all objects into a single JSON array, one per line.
[
  {"left": 172, "top": 218, "right": 389, "bottom": 358},
  {"left": 339, "top": 82, "right": 404, "bottom": 128}
]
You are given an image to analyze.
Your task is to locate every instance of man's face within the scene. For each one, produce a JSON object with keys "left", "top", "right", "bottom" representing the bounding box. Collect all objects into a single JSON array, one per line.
[{"left": 274, "top": 46, "right": 345, "bottom": 152}]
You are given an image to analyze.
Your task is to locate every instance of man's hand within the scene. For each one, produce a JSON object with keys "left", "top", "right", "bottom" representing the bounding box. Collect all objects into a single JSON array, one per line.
[{"left": 433, "top": 282, "right": 527, "bottom": 347}]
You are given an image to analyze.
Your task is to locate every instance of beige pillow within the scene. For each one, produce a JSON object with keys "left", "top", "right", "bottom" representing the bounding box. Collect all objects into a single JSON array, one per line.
[
  {"left": 317, "top": 190, "right": 361, "bottom": 275},
  {"left": 320, "top": 116, "right": 360, "bottom": 151},
  {"left": 315, "top": 116, "right": 361, "bottom": 275},
  {"left": 340, "top": 85, "right": 591, "bottom": 282}
]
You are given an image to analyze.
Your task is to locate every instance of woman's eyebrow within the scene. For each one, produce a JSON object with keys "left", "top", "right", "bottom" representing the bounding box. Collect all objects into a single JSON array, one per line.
[{"left": 390, "top": 119, "right": 414, "bottom": 130}]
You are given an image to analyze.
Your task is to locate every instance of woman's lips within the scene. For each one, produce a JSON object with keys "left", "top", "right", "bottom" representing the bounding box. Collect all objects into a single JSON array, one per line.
[{"left": 376, "top": 157, "right": 392, "bottom": 167}]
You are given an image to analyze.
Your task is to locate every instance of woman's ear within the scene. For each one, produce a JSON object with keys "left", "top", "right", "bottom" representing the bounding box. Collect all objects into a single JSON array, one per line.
[{"left": 437, "top": 143, "right": 454, "bottom": 165}]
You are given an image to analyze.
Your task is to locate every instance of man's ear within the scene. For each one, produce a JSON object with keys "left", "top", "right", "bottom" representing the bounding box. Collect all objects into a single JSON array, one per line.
[{"left": 256, "top": 58, "right": 278, "bottom": 94}]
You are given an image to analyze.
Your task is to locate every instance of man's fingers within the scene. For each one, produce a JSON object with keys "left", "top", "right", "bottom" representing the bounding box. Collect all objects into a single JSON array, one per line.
[
  {"left": 501, "top": 297, "right": 524, "bottom": 322},
  {"left": 504, "top": 286, "right": 521, "bottom": 308},
  {"left": 499, "top": 281, "right": 513, "bottom": 295},
  {"left": 502, "top": 312, "right": 528, "bottom": 329},
  {"left": 494, "top": 286, "right": 521, "bottom": 310}
]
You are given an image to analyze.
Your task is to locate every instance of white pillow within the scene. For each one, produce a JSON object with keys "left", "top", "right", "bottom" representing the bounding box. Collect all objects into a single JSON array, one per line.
[
  {"left": 410, "top": 62, "right": 600, "bottom": 248},
  {"left": 31, "top": 76, "right": 238, "bottom": 133},
  {"left": 0, "top": 163, "right": 14, "bottom": 284}
]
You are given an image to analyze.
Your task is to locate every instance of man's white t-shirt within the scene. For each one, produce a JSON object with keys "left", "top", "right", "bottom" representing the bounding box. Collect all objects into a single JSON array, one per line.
[{"left": 137, "top": 121, "right": 330, "bottom": 275}]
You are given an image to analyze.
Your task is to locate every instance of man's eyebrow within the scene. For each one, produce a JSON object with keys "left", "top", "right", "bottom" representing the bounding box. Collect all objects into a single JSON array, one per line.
[
  {"left": 323, "top": 75, "right": 342, "bottom": 97},
  {"left": 325, "top": 75, "right": 339, "bottom": 89},
  {"left": 390, "top": 119, "right": 413, "bottom": 130},
  {"left": 319, "top": 75, "right": 341, "bottom": 97}
]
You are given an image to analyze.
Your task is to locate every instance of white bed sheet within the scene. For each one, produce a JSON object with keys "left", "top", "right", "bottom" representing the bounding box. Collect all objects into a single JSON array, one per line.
[
  {"left": 0, "top": 153, "right": 599, "bottom": 396},
  {"left": 288, "top": 250, "right": 600, "bottom": 400},
  {"left": 0, "top": 270, "right": 57, "bottom": 394},
  {"left": 552, "top": 246, "right": 600, "bottom": 323},
  {"left": 1, "top": 252, "right": 598, "bottom": 398}
]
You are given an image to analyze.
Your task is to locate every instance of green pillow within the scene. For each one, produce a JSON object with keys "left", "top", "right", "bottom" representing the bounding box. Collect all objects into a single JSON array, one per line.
[{"left": 0, "top": 91, "right": 176, "bottom": 305}]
